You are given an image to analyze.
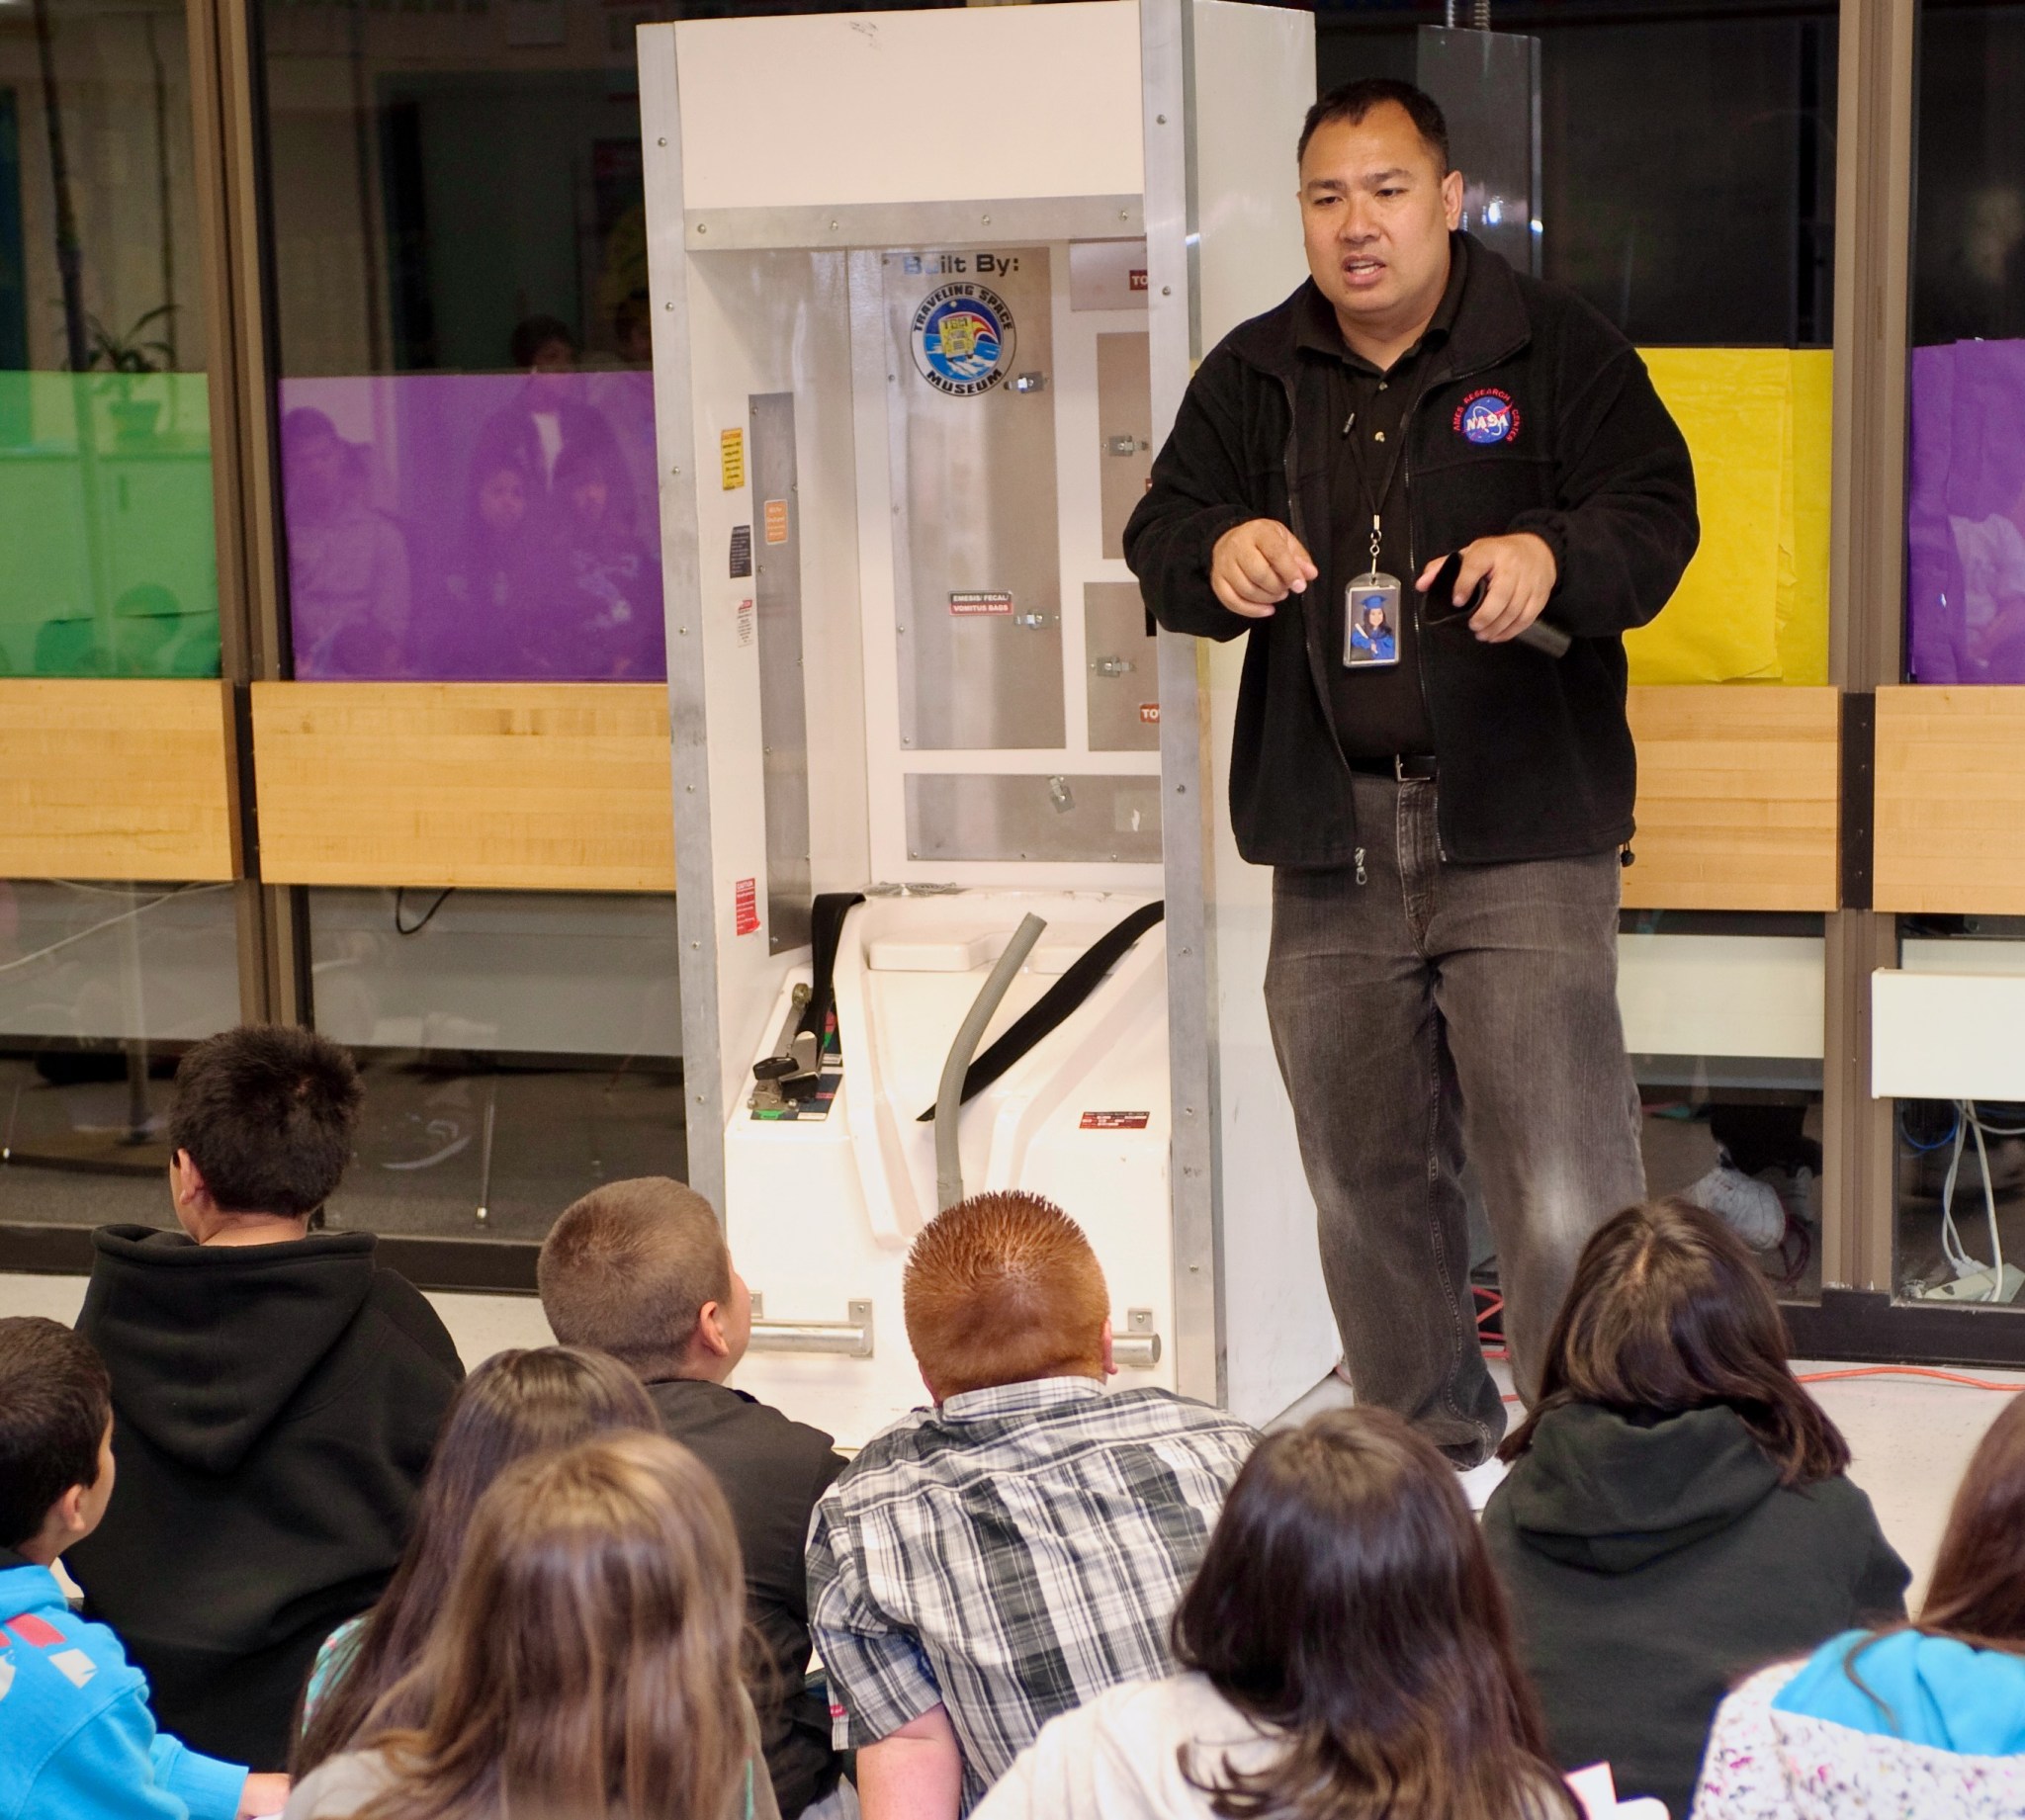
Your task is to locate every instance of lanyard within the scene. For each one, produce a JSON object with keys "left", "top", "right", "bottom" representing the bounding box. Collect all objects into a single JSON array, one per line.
[{"left": 1341, "top": 364, "right": 1434, "bottom": 571}]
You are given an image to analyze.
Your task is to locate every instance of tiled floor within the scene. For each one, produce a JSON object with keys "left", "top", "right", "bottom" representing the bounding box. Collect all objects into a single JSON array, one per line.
[{"left": 1271, "top": 1355, "right": 2025, "bottom": 1600}]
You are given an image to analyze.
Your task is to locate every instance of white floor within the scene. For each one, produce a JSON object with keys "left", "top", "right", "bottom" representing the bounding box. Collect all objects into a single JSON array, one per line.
[{"left": 1271, "top": 1356, "right": 2025, "bottom": 1601}]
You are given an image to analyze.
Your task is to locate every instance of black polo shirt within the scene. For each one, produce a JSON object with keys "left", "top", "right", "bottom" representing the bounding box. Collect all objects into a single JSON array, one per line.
[{"left": 1295, "top": 235, "right": 1468, "bottom": 760}]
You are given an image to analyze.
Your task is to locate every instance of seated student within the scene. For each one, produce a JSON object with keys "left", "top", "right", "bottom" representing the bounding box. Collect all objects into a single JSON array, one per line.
[
  {"left": 976, "top": 1405, "right": 1579, "bottom": 1820},
  {"left": 282, "top": 1431, "right": 778, "bottom": 1820},
  {"left": 536, "top": 1176, "right": 849, "bottom": 1819},
  {"left": 292, "top": 1345, "right": 658, "bottom": 1768},
  {"left": 66, "top": 1025, "right": 465, "bottom": 1771},
  {"left": 1693, "top": 1389, "right": 2025, "bottom": 1820},
  {"left": 1481, "top": 1198, "right": 1908, "bottom": 1819},
  {"left": 0, "top": 1317, "right": 289, "bottom": 1819},
  {"left": 807, "top": 1189, "right": 1257, "bottom": 1818}
]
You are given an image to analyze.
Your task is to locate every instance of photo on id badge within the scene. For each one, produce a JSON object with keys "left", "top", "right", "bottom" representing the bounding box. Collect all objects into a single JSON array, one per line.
[{"left": 1346, "top": 579, "right": 1400, "bottom": 668}]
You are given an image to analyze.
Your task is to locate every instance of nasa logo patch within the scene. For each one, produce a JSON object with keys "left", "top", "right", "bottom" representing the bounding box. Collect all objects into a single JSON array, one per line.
[
  {"left": 1454, "top": 388, "right": 1520, "bottom": 446},
  {"left": 911, "top": 283, "right": 1017, "bottom": 398}
]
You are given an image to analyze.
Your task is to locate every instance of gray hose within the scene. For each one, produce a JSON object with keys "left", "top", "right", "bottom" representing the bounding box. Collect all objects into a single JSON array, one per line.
[{"left": 934, "top": 912, "right": 1047, "bottom": 1211}]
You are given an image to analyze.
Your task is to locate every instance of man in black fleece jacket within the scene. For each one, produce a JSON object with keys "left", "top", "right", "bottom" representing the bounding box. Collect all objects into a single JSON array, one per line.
[
  {"left": 67, "top": 1026, "right": 463, "bottom": 1771},
  {"left": 1125, "top": 80, "right": 1698, "bottom": 1469}
]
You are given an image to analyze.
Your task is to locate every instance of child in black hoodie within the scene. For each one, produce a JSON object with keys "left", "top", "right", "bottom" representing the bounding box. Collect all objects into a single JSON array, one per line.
[
  {"left": 65, "top": 1026, "right": 463, "bottom": 1773},
  {"left": 1480, "top": 1197, "right": 1907, "bottom": 1819}
]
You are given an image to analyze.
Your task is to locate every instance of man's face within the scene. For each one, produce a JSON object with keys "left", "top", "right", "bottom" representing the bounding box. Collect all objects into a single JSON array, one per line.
[{"left": 1299, "top": 104, "right": 1463, "bottom": 334}]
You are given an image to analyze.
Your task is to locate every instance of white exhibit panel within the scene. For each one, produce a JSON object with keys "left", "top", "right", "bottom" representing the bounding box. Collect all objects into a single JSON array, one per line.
[
  {"left": 1873, "top": 970, "right": 2025, "bottom": 1103},
  {"left": 1617, "top": 934, "right": 1826, "bottom": 1063},
  {"left": 676, "top": 6, "right": 1144, "bottom": 218},
  {"left": 645, "top": 0, "right": 1324, "bottom": 1440}
]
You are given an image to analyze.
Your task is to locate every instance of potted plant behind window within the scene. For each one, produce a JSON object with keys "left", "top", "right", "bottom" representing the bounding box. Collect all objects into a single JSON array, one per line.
[{"left": 87, "top": 305, "right": 176, "bottom": 443}]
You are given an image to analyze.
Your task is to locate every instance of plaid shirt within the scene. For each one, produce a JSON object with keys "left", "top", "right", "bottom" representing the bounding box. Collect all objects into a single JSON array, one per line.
[{"left": 806, "top": 1376, "right": 1256, "bottom": 1810}]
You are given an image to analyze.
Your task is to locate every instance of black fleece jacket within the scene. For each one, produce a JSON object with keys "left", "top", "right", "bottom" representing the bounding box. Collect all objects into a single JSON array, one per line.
[
  {"left": 1481, "top": 1402, "right": 1909, "bottom": 1818},
  {"left": 1123, "top": 234, "right": 1699, "bottom": 868},
  {"left": 67, "top": 1226, "right": 464, "bottom": 1771}
]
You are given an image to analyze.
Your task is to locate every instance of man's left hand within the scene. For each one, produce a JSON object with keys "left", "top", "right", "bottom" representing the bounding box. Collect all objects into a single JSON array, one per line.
[{"left": 1416, "top": 533, "right": 1557, "bottom": 644}]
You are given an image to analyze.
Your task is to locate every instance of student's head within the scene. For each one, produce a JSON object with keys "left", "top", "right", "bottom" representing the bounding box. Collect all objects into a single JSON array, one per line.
[
  {"left": 1502, "top": 1197, "right": 1849, "bottom": 1484},
  {"left": 1919, "top": 1392, "right": 2025, "bottom": 1648},
  {"left": 1297, "top": 79, "right": 1462, "bottom": 341},
  {"left": 903, "top": 1190, "right": 1111, "bottom": 1401},
  {"left": 293, "top": 1345, "right": 659, "bottom": 1775},
  {"left": 0, "top": 1318, "right": 116, "bottom": 1563},
  {"left": 359, "top": 1431, "right": 749, "bottom": 1820},
  {"left": 538, "top": 1176, "right": 751, "bottom": 1384},
  {"left": 554, "top": 443, "right": 615, "bottom": 530},
  {"left": 474, "top": 463, "right": 528, "bottom": 539},
  {"left": 1362, "top": 602, "right": 1389, "bottom": 630},
  {"left": 1174, "top": 1408, "right": 1570, "bottom": 1820},
  {"left": 167, "top": 1024, "right": 364, "bottom": 1234},
  {"left": 510, "top": 313, "right": 577, "bottom": 375}
]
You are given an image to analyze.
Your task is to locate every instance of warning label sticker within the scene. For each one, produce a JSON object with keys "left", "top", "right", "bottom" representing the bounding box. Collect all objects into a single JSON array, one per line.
[
  {"left": 734, "top": 878, "right": 758, "bottom": 937},
  {"left": 1080, "top": 1110, "right": 1150, "bottom": 1130},
  {"left": 737, "top": 597, "right": 754, "bottom": 649},
  {"left": 720, "top": 428, "right": 746, "bottom": 490},
  {"left": 1138, "top": 703, "right": 1160, "bottom": 725},
  {"left": 950, "top": 591, "right": 1013, "bottom": 616},
  {"left": 763, "top": 498, "right": 789, "bottom": 545},
  {"left": 729, "top": 526, "right": 752, "bottom": 579}
]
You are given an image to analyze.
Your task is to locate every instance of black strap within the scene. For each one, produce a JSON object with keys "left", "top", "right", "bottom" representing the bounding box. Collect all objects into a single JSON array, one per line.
[
  {"left": 915, "top": 901, "right": 1165, "bottom": 1121},
  {"left": 798, "top": 893, "right": 865, "bottom": 1052}
]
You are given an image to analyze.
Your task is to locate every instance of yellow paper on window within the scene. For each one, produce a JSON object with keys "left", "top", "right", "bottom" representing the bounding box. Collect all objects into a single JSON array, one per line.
[
  {"left": 1627, "top": 349, "right": 1791, "bottom": 684},
  {"left": 1778, "top": 349, "right": 1833, "bottom": 686}
]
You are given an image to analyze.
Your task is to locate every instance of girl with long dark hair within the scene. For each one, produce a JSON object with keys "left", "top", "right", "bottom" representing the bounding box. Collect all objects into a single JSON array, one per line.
[
  {"left": 975, "top": 1406, "right": 1575, "bottom": 1820},
  {"left": 1695, "top": 1391, "right": 2025, "bottom": 1818},
  {"left": 1482, "top": 1199, "right": 1907, "bottom": 1817},
  {"left": 293, "top": 1346, "right": 659, "bottom": 1777}
]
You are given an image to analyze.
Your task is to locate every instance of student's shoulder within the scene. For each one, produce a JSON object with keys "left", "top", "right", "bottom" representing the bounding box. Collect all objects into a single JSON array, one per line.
[
  {"left": 360, "top": 1263, "right": 464, "bottom": 1380},
  {"left": 0, "top": 1594, "right": 151, "bottom": 1725}
]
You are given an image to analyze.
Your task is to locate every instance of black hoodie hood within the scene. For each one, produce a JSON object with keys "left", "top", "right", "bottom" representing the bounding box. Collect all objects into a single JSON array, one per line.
[
  {"left": 1502, "top": 1401, "right": 1783, "bottom": 1574},
  {"left": 84, "top": 1224, "right": 381, "bottom": 1476}
]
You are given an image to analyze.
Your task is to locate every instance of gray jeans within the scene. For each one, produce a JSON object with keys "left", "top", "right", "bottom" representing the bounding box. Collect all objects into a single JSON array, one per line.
[{"left": 1264, "top": 772, "right": 1644, "bottom": 1465}]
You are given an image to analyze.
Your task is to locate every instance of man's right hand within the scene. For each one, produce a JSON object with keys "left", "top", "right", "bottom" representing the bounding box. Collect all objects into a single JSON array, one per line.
[{"left": 1210, "top": 519, "right": 1318, "bottom": 619}]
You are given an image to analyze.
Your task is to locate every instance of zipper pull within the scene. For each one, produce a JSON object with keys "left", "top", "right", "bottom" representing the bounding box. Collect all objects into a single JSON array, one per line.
[
  {"left": 1342, "top": 410, "right": 1356, "bottom": 438},
  {"left": 1354, "top": 846, "right": 1367, "bottom": 887}
]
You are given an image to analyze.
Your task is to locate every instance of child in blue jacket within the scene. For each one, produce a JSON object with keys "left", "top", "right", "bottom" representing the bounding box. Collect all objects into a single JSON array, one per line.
[{"left": 0, "top": 1316, "right": 286, "bottom": 1820}]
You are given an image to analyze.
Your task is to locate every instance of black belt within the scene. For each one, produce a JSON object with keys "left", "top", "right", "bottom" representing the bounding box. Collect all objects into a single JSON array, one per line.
[{"left": 1347, "top": 753, "right": 1438, "bottom": 781}]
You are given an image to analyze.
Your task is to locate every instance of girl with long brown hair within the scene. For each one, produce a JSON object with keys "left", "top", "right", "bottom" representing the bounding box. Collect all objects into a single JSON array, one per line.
[
  {"left": 282, "top": 1430, "right": 776, "bottom": 1820},
  {"left": 1483, "top": 1199, "right": 1905, "bottom": 1819},
  {"left": 1695, "top": 1391, "right": 2025, "bottom": 1819},
  {"left": 974, "top": 1406, "right": 1574, "bottom": 1820},
  {"left": 294, "top": 1346, "right": 659, "bottom": 1777}
]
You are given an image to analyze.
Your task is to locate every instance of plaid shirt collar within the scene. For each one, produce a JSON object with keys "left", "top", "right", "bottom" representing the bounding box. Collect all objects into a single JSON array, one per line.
[{"left": 936, "top": 1375, "right": 1105, "bottom": 1424}]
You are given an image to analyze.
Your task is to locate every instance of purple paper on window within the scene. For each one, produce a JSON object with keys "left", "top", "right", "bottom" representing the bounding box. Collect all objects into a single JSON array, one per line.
[
  {"left": 1905, "top": 340, "right": 2025, "bottom": 684},
  {"left": 277, "top": 371, "right": 665, "bottom": 681}
]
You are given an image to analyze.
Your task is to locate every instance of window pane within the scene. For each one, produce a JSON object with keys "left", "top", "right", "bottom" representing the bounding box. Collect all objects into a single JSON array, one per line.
[
  {"left": 259, "top": 0, "right": 664, "bottom": 680},
  {"left": 1315, "top": 0, "right": 1836, "bottom": 347},
  {"left": 1904, "top": 1, "right": 2025, "bottom": 682},
  {"left": 1624, "top": 912, "right": 1826, "bottom": 1305},
  {"left": 0, "top": 880, "right": 239, "bottom": 1228},
  {"left": 1892, "top": 920, "right": 2025, "bottom": 1313},
  {"left": 308, "top": 889, "right": 686, "bottom": 1241},
  {"left": 1316, "top": 2, "right": 1836, "bottom": 687},
  {"left": 0, "top": 0, "right": 221, "bottom": 677}
]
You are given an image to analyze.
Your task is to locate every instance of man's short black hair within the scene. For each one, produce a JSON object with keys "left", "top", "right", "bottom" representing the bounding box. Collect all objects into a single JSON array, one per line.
[
  {"left": 1298, "top": 78, "right": 1452, "bottom": 174},
  {"left": 168, "top": 1024, "right": 364, "bottom": 1220},
  {"left": 0, "top": 1318, "right": 111, "bottom": 1549}
]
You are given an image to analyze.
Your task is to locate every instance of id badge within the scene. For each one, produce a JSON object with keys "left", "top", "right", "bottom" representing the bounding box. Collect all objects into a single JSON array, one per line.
[{"left": 1344, "top": 572, "right": 1403, "bottom": 669}]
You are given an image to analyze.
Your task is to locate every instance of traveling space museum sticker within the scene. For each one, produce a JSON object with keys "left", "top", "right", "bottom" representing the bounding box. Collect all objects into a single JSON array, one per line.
[
  {"left": 911, "top": 283, "right": 1017, "bottom": 397},
  {"left": 1454, "top": 388, "right": 1521, "bottom": 445}
]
